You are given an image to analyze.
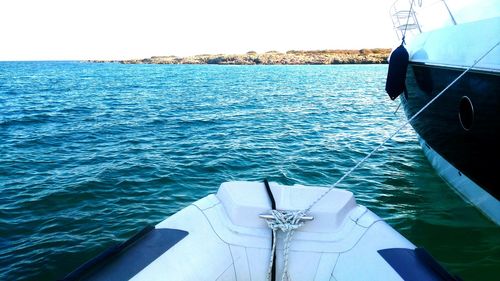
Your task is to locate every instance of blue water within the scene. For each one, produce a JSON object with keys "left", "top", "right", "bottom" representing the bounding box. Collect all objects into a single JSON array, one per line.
[{"left": 0, "top": 62, "right": 498, "bottom": 280}]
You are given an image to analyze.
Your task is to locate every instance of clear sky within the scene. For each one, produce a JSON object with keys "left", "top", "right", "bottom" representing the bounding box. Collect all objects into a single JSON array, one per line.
[{"left": 0, "top": 0, "right": 398, "bottom": 61}]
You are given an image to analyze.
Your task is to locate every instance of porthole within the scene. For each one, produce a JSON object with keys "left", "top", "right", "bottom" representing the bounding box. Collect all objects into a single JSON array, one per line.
[{"left": 458, "top": 96, "right": 474, "bottom": 131}]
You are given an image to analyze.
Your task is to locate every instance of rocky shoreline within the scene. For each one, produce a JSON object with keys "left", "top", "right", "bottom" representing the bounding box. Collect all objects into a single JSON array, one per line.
[{"left": 90, "top": 49, "right": 391, "bottom": 65}]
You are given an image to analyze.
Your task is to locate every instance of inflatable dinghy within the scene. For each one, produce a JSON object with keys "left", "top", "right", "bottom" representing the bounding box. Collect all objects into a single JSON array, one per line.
[{"left": 62, "top": 181, "right": 457, "bottom": 281}]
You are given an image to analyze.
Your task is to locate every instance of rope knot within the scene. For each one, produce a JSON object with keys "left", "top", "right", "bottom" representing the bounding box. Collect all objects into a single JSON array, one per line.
[
  {"left": 265, "top": 210, "right": 306, "bottom": 232},
  {"left": 264, "top": 210, "right": 307, "bottom": 281}
]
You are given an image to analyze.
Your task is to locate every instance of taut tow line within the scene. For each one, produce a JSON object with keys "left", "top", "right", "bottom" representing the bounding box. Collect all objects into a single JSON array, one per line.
[
  {"left": 304, "top": 39, "right": 500, "bottom": 215},
  {"left": 262, "top": 39, "right": 500, "bottom": 281}
]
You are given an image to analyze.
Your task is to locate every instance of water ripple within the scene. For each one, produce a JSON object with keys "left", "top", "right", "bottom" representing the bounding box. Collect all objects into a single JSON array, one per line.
[{"left": 0, "top": 62, "right": 498, "bottom": 280}]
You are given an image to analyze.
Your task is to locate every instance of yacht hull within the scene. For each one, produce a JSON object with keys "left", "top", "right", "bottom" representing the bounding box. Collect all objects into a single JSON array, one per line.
[{"left": 402, "top": 62, "right": 500, "bottom": 224}]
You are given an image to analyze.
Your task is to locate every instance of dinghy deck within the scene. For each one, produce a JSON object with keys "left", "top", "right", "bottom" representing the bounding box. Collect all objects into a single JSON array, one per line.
[{"left": 61, "top": 181, "right": 457, "bottom": 281}]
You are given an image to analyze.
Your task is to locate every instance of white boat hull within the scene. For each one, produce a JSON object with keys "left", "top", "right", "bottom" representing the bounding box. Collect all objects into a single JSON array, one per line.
[{"left": 62, "top": 181, "right": 456, "bottom": 281}]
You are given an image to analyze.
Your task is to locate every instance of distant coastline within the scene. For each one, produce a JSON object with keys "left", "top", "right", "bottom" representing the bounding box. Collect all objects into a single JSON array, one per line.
[{"left": 89, "top": 49, "right": 391, "bottom": 65}]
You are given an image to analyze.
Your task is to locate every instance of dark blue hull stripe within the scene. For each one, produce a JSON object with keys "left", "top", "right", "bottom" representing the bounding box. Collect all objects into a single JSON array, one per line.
[
  {"left": 60, "top": 226, "right": 188, "bottom": 281},
  {"left": 378, "top": 248, "right": 459, "bottom": 281}
]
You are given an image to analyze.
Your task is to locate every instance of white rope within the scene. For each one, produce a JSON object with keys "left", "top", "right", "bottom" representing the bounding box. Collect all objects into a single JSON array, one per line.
[
  {"left": 401, "top": 0, "right": 416, "bottom": 41},
  {"left": 263, "top": 39, "right": 499, "bottom": 281},
  {"left": 303, "top": 39, "right": 500, "bottom": 214},
  {"left": 265, "top": 210, "right": 305, "bottom": 281}
]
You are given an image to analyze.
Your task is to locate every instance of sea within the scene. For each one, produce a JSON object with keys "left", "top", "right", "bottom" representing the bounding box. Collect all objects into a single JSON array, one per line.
[{"left": 0, "top": 62, "right": 498, "bottom": 280}]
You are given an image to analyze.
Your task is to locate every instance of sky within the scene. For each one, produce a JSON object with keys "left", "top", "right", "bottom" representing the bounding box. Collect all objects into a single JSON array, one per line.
[{"left": 0, "top": 0, "right": 398, "bottom": 61}]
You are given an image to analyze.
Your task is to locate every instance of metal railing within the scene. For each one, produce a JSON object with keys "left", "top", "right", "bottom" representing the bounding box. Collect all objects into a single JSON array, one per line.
[{"left": 390, "top": 0, "right": 457, "bottom": 41}]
